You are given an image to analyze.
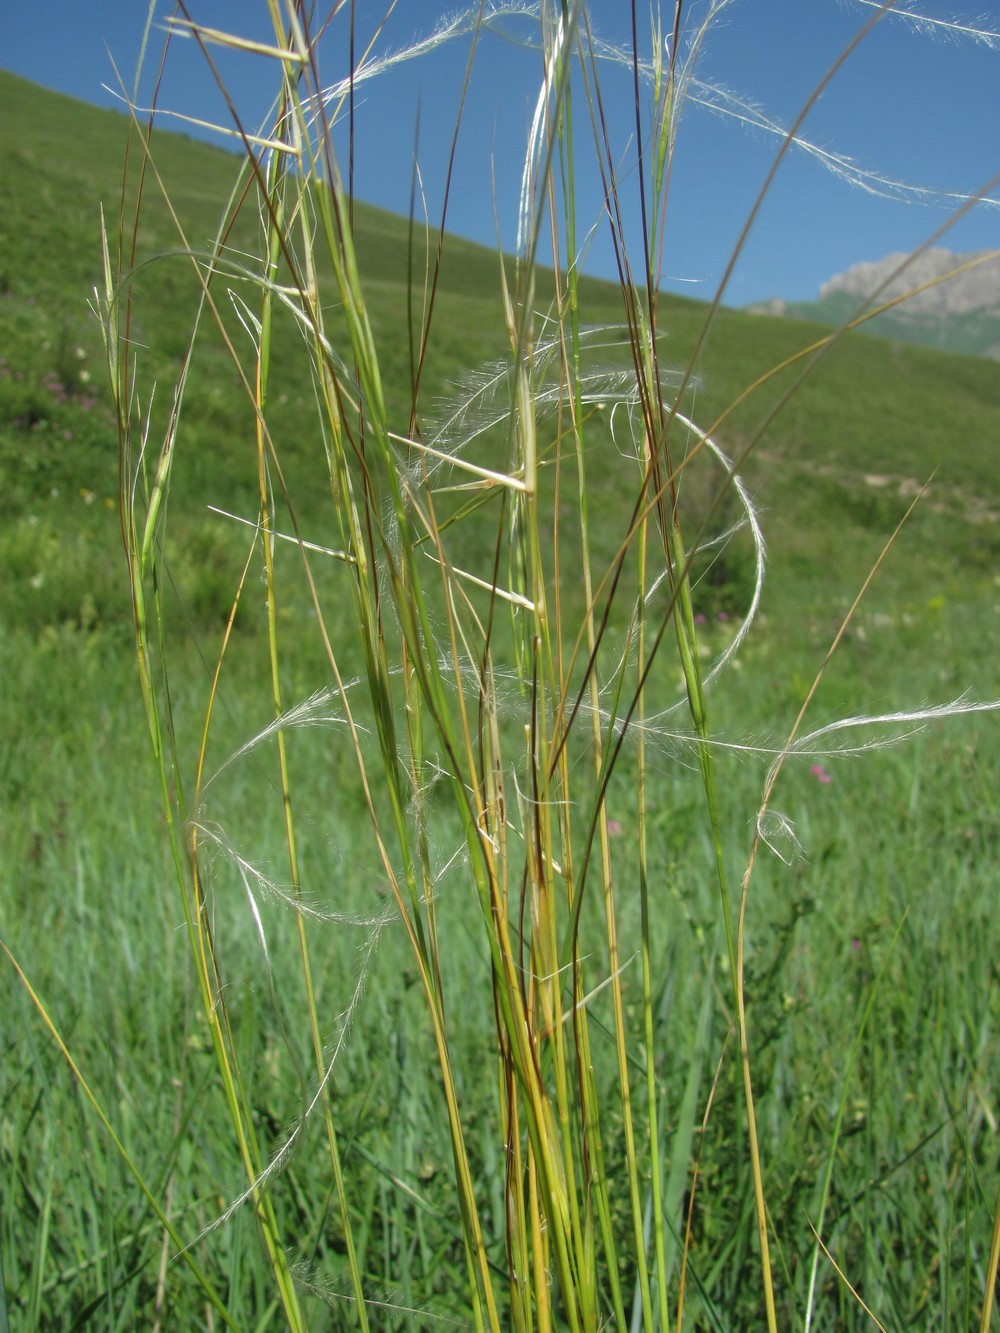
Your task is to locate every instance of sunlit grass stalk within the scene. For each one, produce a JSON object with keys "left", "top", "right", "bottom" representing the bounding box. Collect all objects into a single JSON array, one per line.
[
  {"left": 633, "top": 12, "right": 681, "bottom": 1320},
  {"left": 545, "top": 14, "right": 656, "bottom": 1327},
  {"left": 979, "top": 1181, "right": 1000, "bottom": 1333},
  {"left": 250, "top": 60, "right": 371, "bottom": 1329},
  {"left": 635, "top": 488, "right": 670, "bottom": 1325},
  {"left": 548, "top": 54, "right": 636, "bottom": 1332},
  {"left": 113, "top": 240, "right": 310, "bottom": 1333},
  {"left": 639, "top": 392, "right": 670, "bottom": 1333},
  {"left": 556, "top": 10, "right": 661, "bottom": 1324},
  {"left": 97, "top": 38, "right": 357, "bottom": 1324}
]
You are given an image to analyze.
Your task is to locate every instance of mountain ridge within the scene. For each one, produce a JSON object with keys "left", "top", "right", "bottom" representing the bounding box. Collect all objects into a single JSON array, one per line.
[
  {"left": 820, "top": 247, "right": 1000, "bottom": 316},
  {"left": 747, "top": 247, "right": 1000, "bottom": 359}
]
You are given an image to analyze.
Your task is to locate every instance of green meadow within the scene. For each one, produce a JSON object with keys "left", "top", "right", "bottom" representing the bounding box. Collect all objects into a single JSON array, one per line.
[{"left": 1, "top": 38, "right": 999, "bottom": 1332}]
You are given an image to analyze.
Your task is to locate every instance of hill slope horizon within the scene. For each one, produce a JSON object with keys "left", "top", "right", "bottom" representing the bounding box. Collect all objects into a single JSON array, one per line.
[{"left": 2, "top": 66, "right": 999, "bottom": 641}]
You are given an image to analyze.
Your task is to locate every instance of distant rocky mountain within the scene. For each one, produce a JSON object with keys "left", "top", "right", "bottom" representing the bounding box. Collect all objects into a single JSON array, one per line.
[{"left": 747, "top": 248, "right": 1000, "bottom": 359}]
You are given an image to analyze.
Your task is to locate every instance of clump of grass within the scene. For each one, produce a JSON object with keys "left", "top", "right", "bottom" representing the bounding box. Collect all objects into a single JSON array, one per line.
[{"left": 6, "top": 1, "right": 1000, "bottom": 1328}]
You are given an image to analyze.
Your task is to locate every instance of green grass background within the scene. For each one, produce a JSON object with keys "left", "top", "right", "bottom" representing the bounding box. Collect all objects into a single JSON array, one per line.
[{"left": 2, "top": 69, "right": 999, "bottom": 1328}]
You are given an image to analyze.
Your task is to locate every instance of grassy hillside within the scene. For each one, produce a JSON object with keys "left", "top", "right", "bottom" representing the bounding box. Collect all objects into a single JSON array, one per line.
[
  {"left": 2, "top": 66, "right": 999, "bottom": 1330},
  {"left": 2, "top": 70, "right": 998, "bottom": 642}
]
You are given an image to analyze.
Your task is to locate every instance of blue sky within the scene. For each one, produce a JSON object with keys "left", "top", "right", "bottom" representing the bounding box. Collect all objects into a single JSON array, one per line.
[{"left": 4, "top": 1, "right": 999, "bottom": 305}]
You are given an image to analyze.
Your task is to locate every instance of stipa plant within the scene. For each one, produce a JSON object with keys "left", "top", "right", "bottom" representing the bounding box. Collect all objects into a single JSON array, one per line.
[{"left": 61, "top": 0, "right": 1000, "bottom": 1327}]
